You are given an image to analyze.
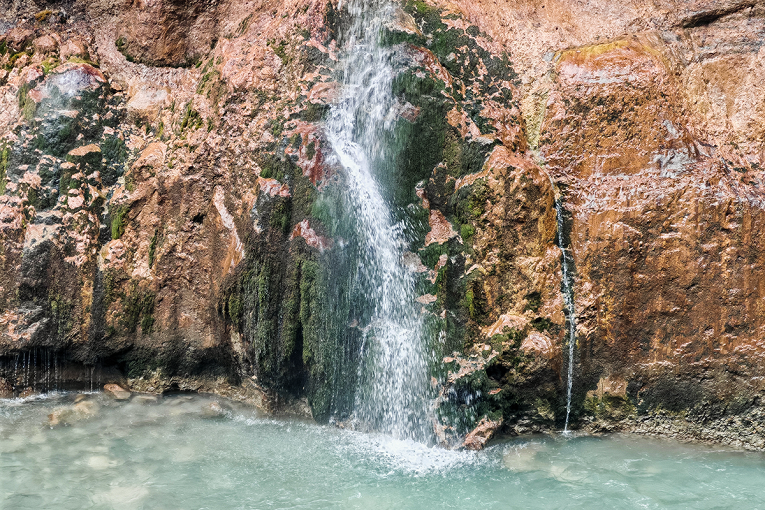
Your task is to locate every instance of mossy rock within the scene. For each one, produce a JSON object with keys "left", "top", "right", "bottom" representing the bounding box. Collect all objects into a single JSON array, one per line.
[
  {"left": 585, "top": 394, "right": 636, "bottom": 421},
  {"left": 118, "top": 283, "right": 156, "bottom": 334},
  {"left": 0, "top": 145, "right": 9, "bottom": 195},
  {"left": 66, "top": 144, "right": 103, "bottom": 170},
  {"left": 110, "top": 204, "right": 129, "bottom": 240}
]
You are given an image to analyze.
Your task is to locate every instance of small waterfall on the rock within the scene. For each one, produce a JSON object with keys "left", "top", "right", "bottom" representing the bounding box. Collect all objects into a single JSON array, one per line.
[
  {"left": 551, "top": 182, "right": 577, "bottom": 433},
  {"left": 325, "top": 0, "right": 431, "bottom": 441},
  {"left": 0, "top": 349, "right": 63, "bottom": 397}
]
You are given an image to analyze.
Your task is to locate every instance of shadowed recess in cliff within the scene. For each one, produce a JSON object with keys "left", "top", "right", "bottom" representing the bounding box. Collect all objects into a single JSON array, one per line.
[
  {"left": 0, "top": 349, "right": 64, "bottom": 396},
  {"left": 0, "top": 348, "right": 130, "bottom": 397},
  {"left": 323, "top": 0, "right": 433, "bottom": 442}
]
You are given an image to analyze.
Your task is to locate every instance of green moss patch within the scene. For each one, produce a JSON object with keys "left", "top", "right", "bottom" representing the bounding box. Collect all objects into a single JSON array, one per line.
[
  {"left": 115, "top": 37, "right": 135, "bottom": 63},
  {"left": 34, "top": 9, "right": 54, "bottom": 23},
  {"left": 267, "top": 39, "right": 291, "bottom": 66},
  {"left": 49, "top": 293, "right": 74, "bottom": 340},
  {"left": 148, "top": 230, "right": 159, "bottom": 268},
  {"left": 585, "top": 394, "right": 636, "bottom": 421},
  {"left": 18, "top": 81, "right": 37, "bottom": 122},
  {"left": 120, "top": 284, "right": 156, "bottom": 334},
  {"left": 110, "top": 205, "right": 129, "bottom": 240},
  {"left": 180, "top": 102, "right": 203, "bottom": 131},
  {"left": 0, "top": 145, "right": 9, "bottom": 195}
]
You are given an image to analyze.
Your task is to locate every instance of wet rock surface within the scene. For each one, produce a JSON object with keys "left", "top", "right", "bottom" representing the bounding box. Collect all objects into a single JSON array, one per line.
[
  {"left": 103, "top": 383, "right": 130, "bottom": 400},
  {"left": 463, "top": 416, "right": 503, "bottom": 450},
  {"left": 1, "top": 0, "right": 765, "bottom": 449}
]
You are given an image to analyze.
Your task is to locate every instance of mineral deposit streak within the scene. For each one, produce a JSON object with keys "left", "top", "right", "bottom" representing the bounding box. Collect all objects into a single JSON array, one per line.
[{"left": 325, "top": 0, "right": 431, "bottom": 441}]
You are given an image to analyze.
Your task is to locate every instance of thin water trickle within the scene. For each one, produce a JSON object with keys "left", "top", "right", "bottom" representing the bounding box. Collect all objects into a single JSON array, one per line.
[
  {"left": 550, "top": 181, "right": 577, "bottom": 433},
  {"left": 1, "top": 350, "right": 64, "bottom": 396},
  {"left": 326, "top": 0, "right": 431, "bottom": 441}
]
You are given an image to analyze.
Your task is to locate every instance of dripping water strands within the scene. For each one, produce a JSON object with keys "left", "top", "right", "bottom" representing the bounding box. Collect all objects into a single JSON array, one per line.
[
  {"left": 325, "top": 0, "right": 432, "bottom": 442},
  {"left": 0, "top": 349, "right": 64, "bottom": 398},
  {"left": 549, "top": 178, "right": 577, "bottom": 434}
]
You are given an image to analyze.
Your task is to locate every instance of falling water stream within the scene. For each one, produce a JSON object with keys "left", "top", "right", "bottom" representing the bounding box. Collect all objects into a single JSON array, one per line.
[
  {"left": 325, "top": 0, "right": 431, "bottom": 441},
  {"left": 551, "top": 183, "right": 577, "bottom": 433}
]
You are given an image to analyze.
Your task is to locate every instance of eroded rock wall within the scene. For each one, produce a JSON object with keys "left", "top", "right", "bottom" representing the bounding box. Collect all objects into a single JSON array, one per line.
[{"left": 431, "top": 0, "right": 765, "bottom": 447}]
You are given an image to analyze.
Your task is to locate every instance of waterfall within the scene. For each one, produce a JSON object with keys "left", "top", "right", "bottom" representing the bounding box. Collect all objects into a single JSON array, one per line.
[
  {"left": 325, "top": 0, "right": 431, "bottom": 441},
  {"left": 550, "top": 182, "right": 577, "bottom": 433}
]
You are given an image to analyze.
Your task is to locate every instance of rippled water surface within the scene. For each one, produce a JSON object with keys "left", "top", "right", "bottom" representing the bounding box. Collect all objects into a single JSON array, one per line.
[{"left": 2, "top": 393, "right": 764, "bottom": 509}]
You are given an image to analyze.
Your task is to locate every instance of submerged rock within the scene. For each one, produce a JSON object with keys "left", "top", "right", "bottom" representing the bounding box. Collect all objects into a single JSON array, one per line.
[
  {"left": 132, "top": 395, "right": 159, "bottom": 405},
  {"left": 103, "top": 384, "right": 131, "bottom": 401},
  {"left": 201, "top": 400, "right": 231, "bottom": 419},
  {"left": 502, "top": 442, "right": 548, "bottom": 472},
  {"left": 48, "top": 400, "right": 99, "bottom": 426}
]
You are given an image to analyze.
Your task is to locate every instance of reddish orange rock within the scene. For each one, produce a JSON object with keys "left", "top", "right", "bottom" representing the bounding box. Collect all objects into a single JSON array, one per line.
[
  {"left": 104, "top": 384, "right": 131, "bottom": 400},
  {"left": 463, "top": 417, "right": 503, "bottom": 450}
]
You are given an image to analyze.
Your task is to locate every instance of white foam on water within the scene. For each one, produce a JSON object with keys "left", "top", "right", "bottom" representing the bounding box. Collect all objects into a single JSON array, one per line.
[
  {"left": 335, "top": 429, "right": 487, "bottom": 476},
  {"left": 0, "top": 390, "right": 73, "bottom": 407}
]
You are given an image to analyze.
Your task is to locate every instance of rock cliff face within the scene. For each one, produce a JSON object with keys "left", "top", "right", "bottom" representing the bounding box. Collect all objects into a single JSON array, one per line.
[{"left": 1, "top": 0, "right": 765, "bottom": 449}]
